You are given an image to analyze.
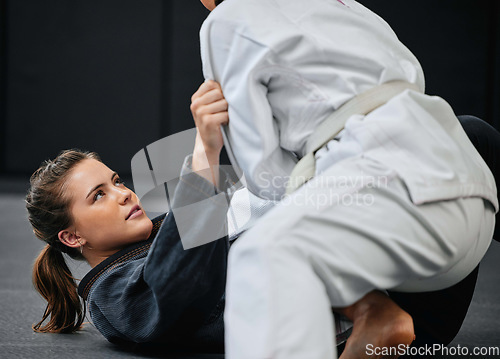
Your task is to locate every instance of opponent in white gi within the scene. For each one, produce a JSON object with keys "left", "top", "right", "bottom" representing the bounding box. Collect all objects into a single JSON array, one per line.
[{"left": 195, "top": 0, "right": 498, "bottom": 357}]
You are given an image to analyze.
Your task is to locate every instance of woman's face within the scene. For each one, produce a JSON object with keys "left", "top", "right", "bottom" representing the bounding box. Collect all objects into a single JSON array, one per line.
[{"left": 64, "top": 159, "right": 153, "bottom": 254}]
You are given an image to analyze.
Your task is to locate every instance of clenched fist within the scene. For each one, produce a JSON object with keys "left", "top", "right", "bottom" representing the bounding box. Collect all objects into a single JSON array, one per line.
[{"left": 190, "top": 80, "right": 229, "bottom": 156}]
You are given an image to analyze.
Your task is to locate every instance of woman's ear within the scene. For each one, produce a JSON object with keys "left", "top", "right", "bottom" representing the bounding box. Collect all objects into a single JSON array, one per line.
[{"left": 58, "top": 229, "right": 85, "bottom": 249}]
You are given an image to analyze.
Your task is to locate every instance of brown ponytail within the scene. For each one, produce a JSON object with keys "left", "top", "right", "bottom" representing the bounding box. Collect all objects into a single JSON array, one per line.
[
  {"left": 32, "top": 245, "right": 85, "bottom": 333},
  {"left": 26, "top": 149, "right": 101, "bottom": 333}
]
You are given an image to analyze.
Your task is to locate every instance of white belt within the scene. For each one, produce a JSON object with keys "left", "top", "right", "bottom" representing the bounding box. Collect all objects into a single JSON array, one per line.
[{"left": 285, "top": 81, "right": 420, "bottom": 194}]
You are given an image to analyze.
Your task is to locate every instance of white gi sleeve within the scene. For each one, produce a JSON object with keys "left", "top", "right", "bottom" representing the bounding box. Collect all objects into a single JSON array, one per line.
[{"left": 200, "top": 17, "right": 298, "bottom": 201}]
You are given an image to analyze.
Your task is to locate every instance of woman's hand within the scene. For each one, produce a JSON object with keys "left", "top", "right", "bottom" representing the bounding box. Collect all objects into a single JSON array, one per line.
[
  {"left": 190, "top": 80, "right": 229, "bottom": 186},
  {"left": 191, "top": 80, "right": 229, "bottom": 158}
]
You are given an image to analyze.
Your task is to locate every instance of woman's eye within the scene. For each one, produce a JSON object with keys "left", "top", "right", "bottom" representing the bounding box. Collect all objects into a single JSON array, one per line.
[
  {"left": 94, "top": 190, "right": 104, "bottom": 202},
  {"left": 115, "top": 177, "right": 124, "bottom": 186}
]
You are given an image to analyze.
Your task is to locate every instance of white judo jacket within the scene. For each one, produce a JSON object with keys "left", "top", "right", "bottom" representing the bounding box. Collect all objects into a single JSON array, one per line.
[{"left": 200, "top": 0, "right": 498, "bottom": 211}]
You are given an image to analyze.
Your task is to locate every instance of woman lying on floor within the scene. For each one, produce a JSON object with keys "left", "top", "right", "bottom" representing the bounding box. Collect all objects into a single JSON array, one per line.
[
  {"left": 27, "top": 84, "right": 348, "bottom": 353},
  {"left": 27, "top": 83, "right": 499, "bottom": 355}
]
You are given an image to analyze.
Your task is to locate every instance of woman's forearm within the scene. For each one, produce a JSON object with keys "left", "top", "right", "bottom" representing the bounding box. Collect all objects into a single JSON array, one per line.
[{"left": 191, "top": 136, "right": 220, "bottom": 187}]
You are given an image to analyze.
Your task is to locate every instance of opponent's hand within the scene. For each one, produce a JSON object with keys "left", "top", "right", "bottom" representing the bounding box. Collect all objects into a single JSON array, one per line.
[{"left": 190, "top": 80, "right": 229, "bottom": 157}]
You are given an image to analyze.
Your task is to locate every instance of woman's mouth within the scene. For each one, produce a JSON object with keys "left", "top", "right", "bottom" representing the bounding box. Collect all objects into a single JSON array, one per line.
[{"left": 126, "top": 205, "right": 143, "bottom": 220}]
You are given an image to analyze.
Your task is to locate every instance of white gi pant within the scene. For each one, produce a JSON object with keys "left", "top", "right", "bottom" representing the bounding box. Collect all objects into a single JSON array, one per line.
[{"left": 224, "top": 155, "right": 496, "bottom": 359}]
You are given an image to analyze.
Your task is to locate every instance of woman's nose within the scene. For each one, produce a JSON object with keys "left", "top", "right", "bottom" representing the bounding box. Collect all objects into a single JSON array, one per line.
[{"left": 115, "top": 186, "right": 132, "bottom": 204}]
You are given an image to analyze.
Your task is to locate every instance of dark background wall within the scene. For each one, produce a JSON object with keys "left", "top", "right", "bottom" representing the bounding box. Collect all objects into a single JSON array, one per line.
[{"left": 0, "top": 0, "right": 498, "bottom": 177}]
